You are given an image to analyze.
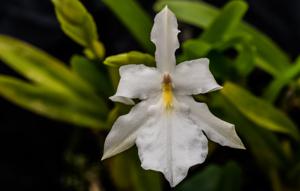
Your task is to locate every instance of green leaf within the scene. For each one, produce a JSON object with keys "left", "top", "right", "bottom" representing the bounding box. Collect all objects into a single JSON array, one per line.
[
  {"left": 108, "top": 67, "right": 120, "bottom": 91},
  {"left": 176, "top": 165, "right": 222, "bottom": 191},
  {"left": 0, "top": 76, "right": 107, "bottom": 129},
  {"left": 213, "top": 93, "right": 288, "bottom": 170},
  {"left": 201, "top": 1, "right": 248, "bottom": 43},
  {"left": 181, "top": 35, "right": 254, "bottom": 80},
  {"left": 70, "top": 55, "right": 113, "bottom": 96},
  {"left": 154, "top": 0, "right": 218, "bottom": 29},
  {"left": 129, "top": 153, "right": 162, "bottom": 191},
  {"left": 214, "top": 33, "right": 251, "bottom": 51},
  {"left": 221, "top": 82, "right": 299, "bottom": 140},
  {"left": 234, "top": 42, "right": 256, "bottom": 77},
  {"left": 176, "top": 162, "right": 242, "bottom": 191},
  {"left": 52, "top": 0, "right": 104, "bottom": 58},
  {"left": 181, "top": 37, "right": 255, "bottom": 79},
  {"left": 207, "top": 51, "right": 237, "bottom": 80},
  {"left": 0, "top": 35, "right": 107, "bottom": 108},
  {"left": 218, "top": 161, "right": 242, "bottom": 191},
  {"left": 287, "top": 161, "right": 300, "bottom": 185},
  {"left": 104, "top": 51, "right": 155, "bottom": 67},
  {"left": 154, "top": 0, "right": 290, "bottom": 76},
  {"left": 263, "top": 56, "right": 300, "bottom": 102},
  {"left": 237, "top": 24, "right": 289, "bottom": 76},
  {"left": 219, "top": 97, "right": 290, "bottom": 189},
  {"left": 107, "top": 148, "right": 162, "bottom": 191},
  {"left": 102, "top": 0, "right": 154, "bottom": 53},
  {"left": 182, "top": 39, "right": 212, "bottom": 59}
]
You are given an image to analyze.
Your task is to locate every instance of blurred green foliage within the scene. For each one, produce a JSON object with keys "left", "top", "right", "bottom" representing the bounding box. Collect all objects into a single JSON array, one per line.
[
  {"left": 52, "top": 0, "right": 105, "bottom": 59},
  {"left": 1, "top": 0, "right": 300, "bottom": 190},
  {"left": 176, "top": 161, "right": 242, "bottom": 191},
  {"left": 104, "top": 51, "right": 155, "bottom": 67}
]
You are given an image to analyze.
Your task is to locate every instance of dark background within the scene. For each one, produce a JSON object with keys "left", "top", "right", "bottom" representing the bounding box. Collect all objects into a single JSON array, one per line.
[{"left": 0, "top": 0, "right": 299, "bottom": 190}]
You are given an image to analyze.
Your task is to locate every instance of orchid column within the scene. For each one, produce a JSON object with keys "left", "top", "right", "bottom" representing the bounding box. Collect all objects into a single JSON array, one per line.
[{"left": 102, "top": 6, "right": 245, "bottom": 187}]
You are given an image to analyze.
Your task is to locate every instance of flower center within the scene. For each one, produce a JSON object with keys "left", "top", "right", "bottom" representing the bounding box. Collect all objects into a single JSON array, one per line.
[{"left": 162, "top": 73, "right": 173, "bottom": 110}]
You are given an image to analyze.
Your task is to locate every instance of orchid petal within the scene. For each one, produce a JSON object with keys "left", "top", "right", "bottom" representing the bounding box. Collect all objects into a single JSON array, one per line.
[
  {"left": 136, "top": 104, "right": 208, "bottom": 187},
  {"left": 102, "top": 99, "right": 156, "bottom": 160},
  {"left": 151, "top": 6, "right": 180, "bottom": 72},
  {"left": 173, "top": 58, "right": 222, "bottom": 95},
  {"left": 181, "top": 96, "right": 245, "bottom": 149},
  {"left": 110, "top": 64, "right": 161, "bottom": 105}
]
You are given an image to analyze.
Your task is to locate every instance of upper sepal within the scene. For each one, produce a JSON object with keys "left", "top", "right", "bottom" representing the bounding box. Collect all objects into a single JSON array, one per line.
[{"left": 151, "top": 6, "right": 180, "bottom": 72}]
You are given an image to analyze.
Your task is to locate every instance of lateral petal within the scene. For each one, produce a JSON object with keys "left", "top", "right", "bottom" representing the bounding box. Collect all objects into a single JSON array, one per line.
[
  {"left": 136, "top": 105, "right": 208, "bottom": 187},
  {"left": 102, "top": 99, "right": 156, "bottom": 160},
  {"left": 173, "top": 58, "right": 222, "bottom": 95},
  {"left": 151, "top": 6, "right": 180, "bottom": 72},
  {"left": 110, "top": 64, "right": 161, "bottom": 105},
  {"left": 180, "top": 96, "right": 245, "bottom": 149}
]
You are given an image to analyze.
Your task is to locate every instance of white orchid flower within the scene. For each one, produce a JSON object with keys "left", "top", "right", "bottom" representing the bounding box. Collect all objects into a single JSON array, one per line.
[{"left": 102, "top": 6, "right": 245, "bottom": 187}]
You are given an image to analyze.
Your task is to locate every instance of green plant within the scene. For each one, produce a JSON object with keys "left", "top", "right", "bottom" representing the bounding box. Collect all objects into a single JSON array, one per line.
[{"left": 1, "top": 0, "right": 300, "bottom": 190}]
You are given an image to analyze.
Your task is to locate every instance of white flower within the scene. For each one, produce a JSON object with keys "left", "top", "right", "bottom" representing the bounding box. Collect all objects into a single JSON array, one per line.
[{"left": 102, "top": 6, "right": 245, "bottom": 187}]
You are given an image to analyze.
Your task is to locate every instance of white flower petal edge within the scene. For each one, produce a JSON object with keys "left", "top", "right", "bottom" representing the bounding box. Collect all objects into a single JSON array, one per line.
[
  {"left": 102, "top": 98, "right": 157, "bottom": 160},
  {"left": 109, "top": 64, "right": 161, "bottom": 105},
  {"left": 151, "top": 6, "right": 179, "bottom": 72},
  {"left": 178, "top": 96, "right": 245, "bottom": 149},
  {"left": 173, "top": 58, "right": 222, "bottom": 95}
]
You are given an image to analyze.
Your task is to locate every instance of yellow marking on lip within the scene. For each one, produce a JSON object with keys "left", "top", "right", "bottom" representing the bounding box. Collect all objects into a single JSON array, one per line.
[{"left": 162, "top": 74, "right": 173, "bottom": 110}]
